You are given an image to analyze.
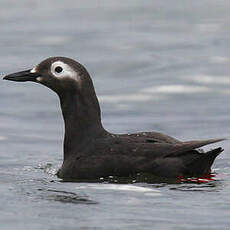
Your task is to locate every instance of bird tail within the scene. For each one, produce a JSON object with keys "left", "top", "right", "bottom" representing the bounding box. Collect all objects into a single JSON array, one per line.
[{"left": 185, "top": 147, "right": 223, "bottom": 176}]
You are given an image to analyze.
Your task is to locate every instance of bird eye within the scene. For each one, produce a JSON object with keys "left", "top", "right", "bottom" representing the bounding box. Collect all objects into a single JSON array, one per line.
[{"left": 55, "top": 66, "right": 63, "bottom": 73}]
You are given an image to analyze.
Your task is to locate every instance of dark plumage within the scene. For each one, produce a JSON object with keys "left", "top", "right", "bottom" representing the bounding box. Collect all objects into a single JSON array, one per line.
[{"left": 3, "top": 57, "right": 225, "bottom": 180}]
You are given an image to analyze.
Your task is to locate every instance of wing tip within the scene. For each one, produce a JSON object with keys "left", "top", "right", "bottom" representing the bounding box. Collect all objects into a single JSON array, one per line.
[{"left": 209, "top": 138, "right": 227, "bottom": 144}]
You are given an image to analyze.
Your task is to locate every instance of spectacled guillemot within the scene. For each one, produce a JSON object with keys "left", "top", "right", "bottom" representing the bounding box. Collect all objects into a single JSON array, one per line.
[{"left": 3, "top": 57, "right": 225, "bottom": 180}]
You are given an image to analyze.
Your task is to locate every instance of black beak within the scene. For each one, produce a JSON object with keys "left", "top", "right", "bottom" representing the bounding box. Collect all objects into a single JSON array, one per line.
[{"left": 3, "top": 69, "right": 41, "bottom": 82}]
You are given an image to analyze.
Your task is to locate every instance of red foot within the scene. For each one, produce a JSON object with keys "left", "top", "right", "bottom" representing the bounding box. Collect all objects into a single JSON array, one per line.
[{"left": 177, "top": 174, "right": 216, "bottom": 183}]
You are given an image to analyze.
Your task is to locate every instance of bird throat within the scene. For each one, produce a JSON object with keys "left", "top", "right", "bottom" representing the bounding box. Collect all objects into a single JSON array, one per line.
[{"left": 59, "top": 90, "right": 105, "bottom": 159}]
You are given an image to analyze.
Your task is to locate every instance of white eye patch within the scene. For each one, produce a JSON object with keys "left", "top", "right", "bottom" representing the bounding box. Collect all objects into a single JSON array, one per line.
[{"left": 50, "top": 61, "right": 78, "bottom": 80}]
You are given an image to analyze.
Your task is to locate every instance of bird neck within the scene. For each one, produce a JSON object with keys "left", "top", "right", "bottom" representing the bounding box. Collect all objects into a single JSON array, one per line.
[{"left": 59, "top": 89, "right": 106, "bottom": 159}]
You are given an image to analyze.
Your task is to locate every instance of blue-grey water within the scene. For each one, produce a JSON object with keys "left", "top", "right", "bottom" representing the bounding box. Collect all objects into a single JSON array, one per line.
[{"left": 1, "top": 1, "right": 230, "bottom": 229}]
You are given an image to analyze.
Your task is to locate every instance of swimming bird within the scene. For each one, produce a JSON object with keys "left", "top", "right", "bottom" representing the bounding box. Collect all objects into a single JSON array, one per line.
[{"left": 3, "top": 57, "right": 225, "bottom": 180}]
